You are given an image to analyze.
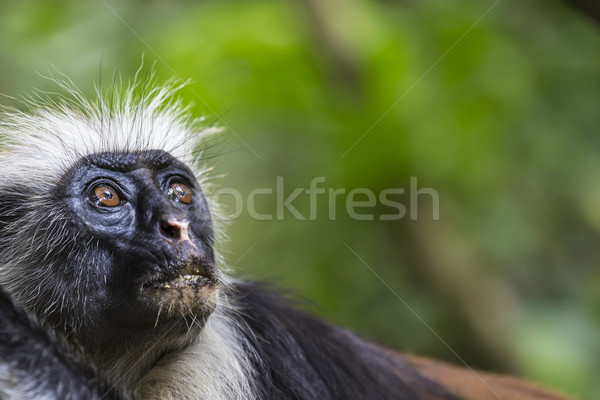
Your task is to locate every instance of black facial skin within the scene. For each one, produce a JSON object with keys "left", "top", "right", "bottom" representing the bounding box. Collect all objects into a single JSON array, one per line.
[{"left": 57, "top": 150, "right": 219, "bottom": 347}]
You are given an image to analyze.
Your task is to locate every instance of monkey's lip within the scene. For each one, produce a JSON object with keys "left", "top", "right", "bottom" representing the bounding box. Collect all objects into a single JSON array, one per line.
[
  {"left": 139, "top": 262, "right": 217, "bottom": 290},
  {"left": 146, "top": 274, "right": 212, "bottom": 289}
]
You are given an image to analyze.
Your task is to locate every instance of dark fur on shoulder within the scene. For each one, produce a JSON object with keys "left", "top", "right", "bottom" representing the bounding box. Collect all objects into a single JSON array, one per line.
[{"left": 231, "top": 282, "right": 461, "bottom": 400}]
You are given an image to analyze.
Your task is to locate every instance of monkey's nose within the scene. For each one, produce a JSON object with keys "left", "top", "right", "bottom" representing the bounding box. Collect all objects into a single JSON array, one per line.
[{"left": 159, "top": 218, "right": 192, "bottom": 243}]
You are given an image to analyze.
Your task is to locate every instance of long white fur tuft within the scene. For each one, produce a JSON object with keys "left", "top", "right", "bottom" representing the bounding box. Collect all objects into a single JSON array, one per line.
[{"left": 0, "top": 76, "right": 220, "bottom": 187}]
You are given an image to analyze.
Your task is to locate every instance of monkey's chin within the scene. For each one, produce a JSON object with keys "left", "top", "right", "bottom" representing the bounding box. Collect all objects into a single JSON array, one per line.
[{"left": 139, "top": 275, "right": 220, "bottom": 321}]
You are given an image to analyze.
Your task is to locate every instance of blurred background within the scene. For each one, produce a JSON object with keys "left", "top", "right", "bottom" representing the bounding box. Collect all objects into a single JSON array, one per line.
[{"left": 0, "top": 0, "right": 599, "bottom": 398}]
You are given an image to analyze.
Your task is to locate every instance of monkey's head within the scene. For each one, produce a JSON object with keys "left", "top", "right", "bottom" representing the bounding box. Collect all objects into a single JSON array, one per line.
[{"left": 0, "top": 84, "right": 225, "bottom": 353}]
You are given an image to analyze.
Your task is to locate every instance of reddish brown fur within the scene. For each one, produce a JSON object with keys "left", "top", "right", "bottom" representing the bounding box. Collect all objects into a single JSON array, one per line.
[{"left": 404, "top": 354, "right": 572, "bottom": 400}]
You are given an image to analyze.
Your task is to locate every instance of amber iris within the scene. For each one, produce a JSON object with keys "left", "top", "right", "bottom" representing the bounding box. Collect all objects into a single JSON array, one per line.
[
  {"left": 168, "top": 182, "right": 192, "bottom": 204},
  {"left": 94, "top": 186, "right": 120, "bottom": 207}
]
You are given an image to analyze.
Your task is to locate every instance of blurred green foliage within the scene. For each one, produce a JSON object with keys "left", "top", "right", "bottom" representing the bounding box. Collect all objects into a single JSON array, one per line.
[{"left": 0, "top": 0, "right": 599, "bottom": 398}]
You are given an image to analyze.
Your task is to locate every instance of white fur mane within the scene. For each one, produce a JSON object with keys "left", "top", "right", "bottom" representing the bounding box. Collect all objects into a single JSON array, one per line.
[
  {"left": 133, "top": 308, "right": 256, "bottom": 400},
  {"left": 0, "top": 81, "right": 219, "bottom": 186}
]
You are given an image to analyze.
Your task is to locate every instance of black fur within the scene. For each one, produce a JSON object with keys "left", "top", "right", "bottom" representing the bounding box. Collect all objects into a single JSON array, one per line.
[
  {"left": 232, "top": 282, "right": 461, "bottom": 400},
  {"left": 0, "top": 286, "right": 117, "bottom": 400}
]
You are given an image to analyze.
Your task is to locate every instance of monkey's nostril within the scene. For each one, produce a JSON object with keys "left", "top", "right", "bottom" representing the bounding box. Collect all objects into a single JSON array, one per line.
[
  {"left": 159, "top": 218, "right": 191, "bottom": 243},
  {"left": 160, "top": 220, "right": 181, "bottom": 240}
]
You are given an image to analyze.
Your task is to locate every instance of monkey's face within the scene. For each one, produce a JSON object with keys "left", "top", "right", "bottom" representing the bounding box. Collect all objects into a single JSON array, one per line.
[{"left": 58, "top": 150, "right": 220, "bottom": 341}]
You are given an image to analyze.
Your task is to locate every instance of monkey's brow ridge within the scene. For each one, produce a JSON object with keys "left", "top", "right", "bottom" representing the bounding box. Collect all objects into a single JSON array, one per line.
[{"left": 84, "top": 150, "right": 174, "bottom": 172}]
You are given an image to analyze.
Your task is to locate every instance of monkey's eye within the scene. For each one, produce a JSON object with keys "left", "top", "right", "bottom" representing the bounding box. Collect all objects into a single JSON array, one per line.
[
  {"left": 167, "top": 182, "right": 192, "bottom": 204},
  {"left": 91, "top": 185, "right": 121, "bottom": 207}
]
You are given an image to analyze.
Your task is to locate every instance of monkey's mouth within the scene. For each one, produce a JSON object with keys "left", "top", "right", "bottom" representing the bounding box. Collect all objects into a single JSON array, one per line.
[
  {"left": 147, "top": 273, "right": 212, "bottom": 289},
  {"left": 140, "top": 259, "right": 219, "bottom": 291},
  {"left": 135, "top": 259, "right": 220, "bottom": 324}
]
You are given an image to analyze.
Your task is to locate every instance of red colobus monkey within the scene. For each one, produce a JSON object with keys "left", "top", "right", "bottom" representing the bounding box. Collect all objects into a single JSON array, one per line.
[{"left": 0, "top": 81, "right": 569, "bottom": 400}]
